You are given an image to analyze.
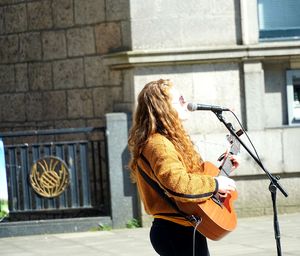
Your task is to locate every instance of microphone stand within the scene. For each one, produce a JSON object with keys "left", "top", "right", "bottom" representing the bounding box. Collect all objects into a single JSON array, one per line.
[{"left": 212, "top": 110, "right": 288, "bottom": 256}]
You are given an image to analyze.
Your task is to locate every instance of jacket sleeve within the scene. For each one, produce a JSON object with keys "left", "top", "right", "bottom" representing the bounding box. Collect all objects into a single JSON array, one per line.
[{"left": 142, "top": 135, "right": 218, "bottom": 203}]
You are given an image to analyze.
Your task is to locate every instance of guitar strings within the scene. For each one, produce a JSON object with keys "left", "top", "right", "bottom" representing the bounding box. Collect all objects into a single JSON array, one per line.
[{"left": 229, "top": 110, "right": 262, "bottom": 163}]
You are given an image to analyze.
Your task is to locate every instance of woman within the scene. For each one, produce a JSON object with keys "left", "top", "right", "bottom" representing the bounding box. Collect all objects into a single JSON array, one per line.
[{"left": 128, "top": 79, "right": 238, "bottom": 256}]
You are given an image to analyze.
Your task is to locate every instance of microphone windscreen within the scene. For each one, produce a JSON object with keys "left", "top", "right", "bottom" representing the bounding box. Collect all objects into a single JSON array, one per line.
[{"left": 187, "top": 103, "right": 196, "bottom": 111}]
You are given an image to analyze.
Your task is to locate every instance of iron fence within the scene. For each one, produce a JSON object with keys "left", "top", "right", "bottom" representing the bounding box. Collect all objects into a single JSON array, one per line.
[{"left": 1, "top": 127, "right": 110, "bottom": 220}]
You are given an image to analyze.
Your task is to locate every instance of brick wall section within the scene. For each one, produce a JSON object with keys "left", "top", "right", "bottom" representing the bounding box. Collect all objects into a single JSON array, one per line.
[{"left": 0, "top": 0, "right": 129, "bottom": 130}]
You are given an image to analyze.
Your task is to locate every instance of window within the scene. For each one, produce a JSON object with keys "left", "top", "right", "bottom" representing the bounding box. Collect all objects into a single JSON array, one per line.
[
  {"left": 258, "top": 0, "right": 300, "bottom": 41},
  {"left": 286, "top": 70, "right": 300, "bottom": 125}
]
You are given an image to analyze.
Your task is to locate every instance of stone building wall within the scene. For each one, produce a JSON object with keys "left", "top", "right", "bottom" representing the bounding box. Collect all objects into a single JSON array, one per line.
[
  {"left": 104, "top": 0, "right": 300, "bottom": 221},
  {"left": 0, "top": 0, "right": 129, "bottom": 131},
  {"left": 129, "top": 0, "right": 242, "bottom": 50},
  {"left": 0, "top": 0, "right": 299, "bottom": 223}
]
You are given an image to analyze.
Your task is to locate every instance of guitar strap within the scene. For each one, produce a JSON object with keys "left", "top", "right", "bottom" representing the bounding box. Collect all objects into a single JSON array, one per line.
[
  {"left": 137, "top": 156, "right": 201, "bottom": 225},
  {"left": 137, "top": 155, "right": 205, "bottom": 256}
]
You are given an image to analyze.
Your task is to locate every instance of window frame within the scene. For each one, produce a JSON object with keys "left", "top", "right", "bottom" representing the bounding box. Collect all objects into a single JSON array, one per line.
[
  {"left": 258, "top": 0, "right": 300, "bottom": 41},
  {"left": 286, "top": 70, "right": 300, "bottom": 125}
]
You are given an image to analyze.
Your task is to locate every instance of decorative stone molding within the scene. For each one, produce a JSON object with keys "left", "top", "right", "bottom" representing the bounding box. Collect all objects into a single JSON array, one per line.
[{"left": 104, "top": 41, "right": 300, "bottom": 69}]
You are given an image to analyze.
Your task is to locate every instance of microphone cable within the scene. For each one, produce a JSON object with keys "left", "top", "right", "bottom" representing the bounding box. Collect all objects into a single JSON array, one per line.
[{"left": 192, "top": 218, "right": 202, "bottom": 256}]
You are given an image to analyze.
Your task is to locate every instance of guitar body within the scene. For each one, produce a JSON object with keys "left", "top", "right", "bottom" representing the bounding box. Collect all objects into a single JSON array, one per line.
[{"left": 176, "top": 161, "right": 238, "bottom": 241}]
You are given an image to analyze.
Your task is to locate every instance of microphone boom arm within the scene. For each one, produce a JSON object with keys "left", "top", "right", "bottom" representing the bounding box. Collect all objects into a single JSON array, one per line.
[
  {"left": 211, "top": 109, "right": 288, "bottom": 256},
  {"left": 212, "top": 110, "right": 287, "bottom": 196}
]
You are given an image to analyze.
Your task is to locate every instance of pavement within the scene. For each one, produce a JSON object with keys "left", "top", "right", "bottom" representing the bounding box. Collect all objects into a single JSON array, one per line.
[{"left": 0, "top": 213, "right": 299, "bottom": 256}]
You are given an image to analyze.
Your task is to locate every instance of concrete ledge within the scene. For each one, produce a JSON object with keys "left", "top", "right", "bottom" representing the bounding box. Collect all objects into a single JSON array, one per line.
[
  {"left": 103, "top": 41, "right": 300, "bottom": 69},
  {"left": 0, "top": 216, "right": 111, "bottom": 238}
]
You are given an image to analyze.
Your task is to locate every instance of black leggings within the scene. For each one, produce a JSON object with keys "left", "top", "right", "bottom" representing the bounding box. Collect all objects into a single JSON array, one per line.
[{"left": 150, "top": 218, "right": 210, "bottom": 256}]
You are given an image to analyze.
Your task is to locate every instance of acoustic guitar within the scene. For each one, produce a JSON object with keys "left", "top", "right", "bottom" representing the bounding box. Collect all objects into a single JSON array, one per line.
[{"left": 176, "top": 129, "right": 243, "bottom": 241}]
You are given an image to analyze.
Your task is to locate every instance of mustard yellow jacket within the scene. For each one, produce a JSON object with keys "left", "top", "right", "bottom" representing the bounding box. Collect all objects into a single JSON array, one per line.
[{"left": 136, "top": 133, "right": 218, "bottom": 226}]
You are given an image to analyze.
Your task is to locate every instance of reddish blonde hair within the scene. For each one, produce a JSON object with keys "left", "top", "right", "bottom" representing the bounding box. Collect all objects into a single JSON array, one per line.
[{"left": 128, "top": 79, "right": 203, "bottom": 180}]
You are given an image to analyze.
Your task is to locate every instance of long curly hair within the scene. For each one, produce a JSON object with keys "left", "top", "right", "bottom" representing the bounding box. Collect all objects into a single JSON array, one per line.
[{"left": 128, "top": 79, "right": 203, "bottom": 180}]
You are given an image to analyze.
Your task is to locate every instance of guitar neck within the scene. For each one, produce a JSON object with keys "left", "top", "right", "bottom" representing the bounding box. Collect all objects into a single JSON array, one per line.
[
  {"left": 219, "top": 131, "right": 242, "bottom": 177},
  {"left": 219, "top": 159, "right": 233, "bottom": 177}
]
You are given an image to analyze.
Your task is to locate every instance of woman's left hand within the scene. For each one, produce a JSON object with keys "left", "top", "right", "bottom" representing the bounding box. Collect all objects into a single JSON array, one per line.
[
  {"left": 219, "top": 149, "right": 240, "bottom": 171},
  {"left": 229, "top": 154, "right": 240, "bottom": 170}
]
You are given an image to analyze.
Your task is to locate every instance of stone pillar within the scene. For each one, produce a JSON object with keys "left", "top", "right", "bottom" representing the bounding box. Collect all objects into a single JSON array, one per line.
[
  {"left": 105, "top": 113, "right": 138, "bottom": 228},
  {"left": 243, "top": 61, "right": 265, "bottom": 130},
  {"left": 240, "top": 0, "right": 259, "bottom": 45}
]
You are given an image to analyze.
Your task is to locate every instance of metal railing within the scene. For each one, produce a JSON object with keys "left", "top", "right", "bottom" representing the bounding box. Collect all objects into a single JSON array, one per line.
[{"left": 1, "top": 127, "right": 110, "bottom": 220}]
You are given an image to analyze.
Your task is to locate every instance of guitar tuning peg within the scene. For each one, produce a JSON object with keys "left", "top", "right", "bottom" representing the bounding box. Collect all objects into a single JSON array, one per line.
[{"left": 236, "top": 129, "right": 243, "bottom": 136}]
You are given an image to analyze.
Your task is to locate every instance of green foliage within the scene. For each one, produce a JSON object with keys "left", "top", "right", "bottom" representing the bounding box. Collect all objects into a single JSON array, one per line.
[
  {"left": 0, "top": 211, "right": 7, "bottom": 218},
  {"left": 0, "top": 200, "right": 8, "bottom": 219},
  {"left": 90, "top": 223, "right": 112, "bottom": 231},
  {"left": 126, "top": 218, "right": 141, "bottom": 229},
  {"left": 90, "top": 219, "right": 141, "bottom": 232}
]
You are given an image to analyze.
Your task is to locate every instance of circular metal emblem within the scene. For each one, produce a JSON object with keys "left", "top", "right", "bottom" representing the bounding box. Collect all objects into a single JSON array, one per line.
[{"left": 30, "top": 156, "right": 70, "bottom": 198}]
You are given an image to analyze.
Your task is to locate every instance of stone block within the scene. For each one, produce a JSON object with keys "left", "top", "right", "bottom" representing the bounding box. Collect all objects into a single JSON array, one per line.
[
  {"left": 0, "top": 94, "right": 25, "bottom": 121},
  {"left": 120, "top": 21, "right": 131, "bottom": 50},
  {"left": 235, "top": 178, "right": 272, "bottom": 211},
  {"left": 43, "top": 91, "right": 67, "bottom": 120},
  {"left": 95, "top": 22, "right": 122, "bottom": 54},
  {"left": 123, "top": 69, "right": 134, "bottom": 102},
  {"left": 106, "top": 0, "right": 130, "bottom": 21},
  {"left": 130, "top": 18, "right": 176, "bottom": 50},
  {"left": 54, "top": 119, "right": 86, "bottom": 129},
  {"left": 86, "top": 118, "right": 105, "bottom": 128},
  {"left": 29, "top": 62, "right": 52, "bottom": 91},
  {"left": 183, "top": 16, "right": 238, "bottom": 46},
  {"left": 42, "top": 30, "right": 67, "bottom": 60},
  {"left": 67, "top": 89, "right": 93, "bottom": 118},
  {"left": 0, "top": 64, "right": 14, "bottom": 93},
  {"left": 27, "top": 0, "right": 53, "bottom": 30},
  {"left": 52, "top": 0, "right": 74, "bottom": 28},
  {"left": 0, "top": 0, "right": 26, "bottom": 5},
  {"left": 109, "top": 69, "right": 122, "bottom": 86},
  {"left": 237, "top": 130, "right": 284, "bottom": 175},
  {"left": 84, "top": 56, "right": 122, "bottom": 87},
  {"left": 93, "top": 87, "right": 122, "bottom": 117},
  {"left": 264, "top": 63, "right": 289, "bottom": 127},
  {"left": 0, "top": 35, "right": 18, "bottom": 63},
  {"left": 53, "top": 58, "right": 84, "bottom": 89},
  {"left": 74, "top": 0, "right": 105, "bottom": 25},
  {"left": 67, "top": 27, "right": 95, "bottom": 56},
  {"left": 25, "top": 92, "right": 43, "bottom": 121},
  {"left": 111, "top": 86, "right": 122, "bottom": 102},
  {"left": 19, "top": 32, "right": 42, "bottom": 61},
  {"left": 174, "top": 63, "right": 239, "bottom": 134},
  {"left": 212, "top": 0, "right": 236, "bottom": 15},
  {"left": 243, "top": 61, "right": 265, "bottom": 130},
  {"left": 283, "top": 128, "right": 300, "bottom": 173},
  {"left": 275, "top": 176, "right": 300, "bottom": 206},
  {"left": 15, "top": 63, "right": 28, "bottom": 92},
  {"left": 0, "top": 7, "right": 4, "bottom": 34},
  {"left": 84, "top": 56, "right": 103, "bottom": 87},
  {"left": 4, "top": 4, "right": 27, "bottom": 33},
  {"left": 93, "top": 88, "right": 113, "bottom": 117},
  {"left": 234, "top": 175, "right": 298, "bottom": 217},
  {"left": 130, "top": 0, "right": 238, "bottom": 49}
]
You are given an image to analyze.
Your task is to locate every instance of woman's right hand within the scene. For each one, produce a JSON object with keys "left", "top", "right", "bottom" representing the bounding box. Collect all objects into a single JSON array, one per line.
[{"left": 215, "top": 176, "right": 236, "bottom": 197}]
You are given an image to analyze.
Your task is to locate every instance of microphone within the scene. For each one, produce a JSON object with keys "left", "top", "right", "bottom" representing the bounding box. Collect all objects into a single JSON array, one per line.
[{"left": 187, "top": 102, "right": 230, "bottom": 112}]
